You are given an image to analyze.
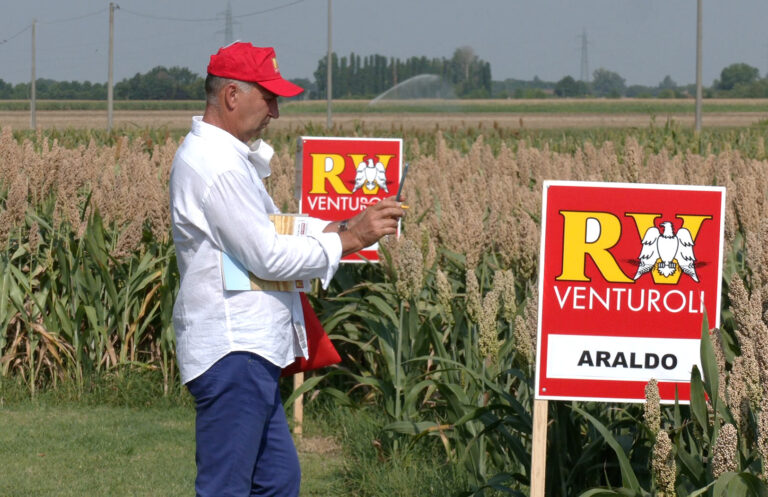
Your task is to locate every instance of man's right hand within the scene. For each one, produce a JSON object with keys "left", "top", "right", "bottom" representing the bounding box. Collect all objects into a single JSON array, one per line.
[{"left": 326, "top": 197, "right": 405, "bottom": 256}]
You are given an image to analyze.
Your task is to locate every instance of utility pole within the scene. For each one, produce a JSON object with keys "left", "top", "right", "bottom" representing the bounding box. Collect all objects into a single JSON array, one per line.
[
  {"left": 580, "top": 29, "right": 589, "bottom": 83},
  {"left": 694, "top": 0, "right": 703, "bottom": 132},
  {"left": 30, "top": 19, "right": 36, "bottom": 129},
  {"left": 326, "top": 0, "right": 332, "bottom": 129},
  {"left": 694, "top": 0, "right": 701, "bottom": 133},
  {"left": 108, "top": 3, "right": 116, "bottom": 132}
]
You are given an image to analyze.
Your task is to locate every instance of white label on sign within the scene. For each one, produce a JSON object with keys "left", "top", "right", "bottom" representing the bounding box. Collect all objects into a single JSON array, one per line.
[{"left": 547, "top": 334, "right": 701, "bottom": 382}]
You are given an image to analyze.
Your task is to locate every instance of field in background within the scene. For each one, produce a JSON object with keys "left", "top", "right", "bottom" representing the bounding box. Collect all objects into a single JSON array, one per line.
[{"left": 1, "top": 98, "right": 767, "bottom": 130}]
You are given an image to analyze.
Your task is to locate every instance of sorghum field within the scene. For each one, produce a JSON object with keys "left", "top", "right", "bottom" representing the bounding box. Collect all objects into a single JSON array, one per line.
[{"left": 3, "top": 118, "right": 768, "bottom": 496}]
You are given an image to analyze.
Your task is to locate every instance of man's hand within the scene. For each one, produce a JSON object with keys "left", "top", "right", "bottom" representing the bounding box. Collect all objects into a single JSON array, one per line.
[{"left": 324, "top": 197, "right": 405, "bottom": 256}]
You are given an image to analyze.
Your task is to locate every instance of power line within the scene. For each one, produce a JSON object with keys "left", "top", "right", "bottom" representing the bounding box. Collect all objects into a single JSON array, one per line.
[
  {"left": 0, "top": 7, "right": 107, "bottom": 46},
  {"left": 234, "top": 0, "right": 309, "bottom": 18},
  {"left": 40, "top": 7, "right": 108, "bottom": 25},
  {"left": 120, "top": 0, "right": 309, "bottom": 23},
  {"left": 119, "top": 8, "right": 218, "bottom": 23},
  {"left": 0, "top": 24, "right": 31, "bottom": 45}
]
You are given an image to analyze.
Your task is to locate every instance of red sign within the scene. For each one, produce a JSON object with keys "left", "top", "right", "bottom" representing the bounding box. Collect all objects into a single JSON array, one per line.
[
  {"left": 535, "top": 181, "right": 725, "bottom": 403},
  {"left": 296, "top": 137, "right": 403, "bottom": 263}
]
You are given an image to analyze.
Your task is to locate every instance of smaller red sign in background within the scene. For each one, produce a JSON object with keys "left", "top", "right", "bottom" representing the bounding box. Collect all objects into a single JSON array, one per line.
[{"left": 297, "top": 137, "right": 403, "bottom": 263}]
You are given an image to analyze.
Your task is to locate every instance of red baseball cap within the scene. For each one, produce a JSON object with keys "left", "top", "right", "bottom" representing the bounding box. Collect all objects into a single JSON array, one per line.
[{"left": 207, "top": 42, "right": 304, "bottom": 97}]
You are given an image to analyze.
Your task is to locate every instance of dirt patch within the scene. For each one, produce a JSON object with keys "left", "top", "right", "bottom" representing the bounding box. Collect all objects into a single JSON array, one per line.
[{"left": 295, "top": 435, "right": 342, "bottom": 455}]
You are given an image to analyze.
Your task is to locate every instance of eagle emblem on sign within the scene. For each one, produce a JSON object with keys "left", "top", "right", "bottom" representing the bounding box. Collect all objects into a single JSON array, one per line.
[
  {"left": 352, "top": 158, "right": 388, "bottom": 193},
  {"left": 633, "top": 221, "right": 699, "bottom": 282}
]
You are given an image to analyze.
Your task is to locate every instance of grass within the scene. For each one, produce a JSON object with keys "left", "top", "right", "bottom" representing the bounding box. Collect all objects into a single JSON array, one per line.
[
  {"left": 0, "top": 404, "right": 196, "bottom": 496},
  {"left": 0, "top": 402, "right": 349, "bottom": 497},
  {"left": 0, "top": 371, "right": 469, "bottom": 496},
  {"left": 0, "top": 373, "right": 347, "bottom": 497},
  {"left": 306, "top": 402, "right": 473, "bottom": 497},
  {"left": 0, "top": 371, "right": 470, "bottom": 496}
]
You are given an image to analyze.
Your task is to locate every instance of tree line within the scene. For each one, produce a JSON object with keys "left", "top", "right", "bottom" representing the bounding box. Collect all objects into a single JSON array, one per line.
[
  {"left": 548, "top": 63, "right": 768, "bottom": 99},
  {"left": 310, "top": 46, "right": 492, "bottom": 99},
  {"left": 0, "top": 56, "right": 765, "bottom": 100},
  {"left": 0, "top": 66, "right": 204, "bottom": 101}
]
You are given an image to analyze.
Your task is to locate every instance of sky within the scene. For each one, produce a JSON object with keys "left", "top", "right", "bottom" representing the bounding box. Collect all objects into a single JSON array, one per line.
[{"left": 0, "top": 0, "right": 766, "bottom": 89}]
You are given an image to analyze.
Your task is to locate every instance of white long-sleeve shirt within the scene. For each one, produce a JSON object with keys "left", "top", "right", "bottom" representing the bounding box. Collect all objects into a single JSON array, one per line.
[{"left": 170, "top": 116, "right": 342, "bottom": 384}]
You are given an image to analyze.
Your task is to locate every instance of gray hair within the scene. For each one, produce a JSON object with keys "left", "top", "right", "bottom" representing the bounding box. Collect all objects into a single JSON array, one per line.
[{"left": 205, "top": 74, "right": 254, "bottom": 106}]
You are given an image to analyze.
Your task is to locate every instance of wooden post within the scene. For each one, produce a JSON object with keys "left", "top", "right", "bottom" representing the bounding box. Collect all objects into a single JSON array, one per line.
[
  {"left": 292, "top": 372, "right": 304, "bottom": 437},
  {"left": 530, "top": 399, "right": 549, "bottom": 497},
  {"left": 694, "top": 0, "right": 703, "bottom": 133}
]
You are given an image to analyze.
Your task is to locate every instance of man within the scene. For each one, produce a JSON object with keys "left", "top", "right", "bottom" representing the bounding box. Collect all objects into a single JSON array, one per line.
[{"left": 169, "top": 42, "right": 404, "bottom": 497}]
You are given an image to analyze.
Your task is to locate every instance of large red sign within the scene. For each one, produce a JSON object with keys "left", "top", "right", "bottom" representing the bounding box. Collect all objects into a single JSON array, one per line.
[
  {"left": 296, "top": 137, "right": 403, "bottom": 263},
  {"left": 535, "top": 181, "right": 725, "bottom": 403}
]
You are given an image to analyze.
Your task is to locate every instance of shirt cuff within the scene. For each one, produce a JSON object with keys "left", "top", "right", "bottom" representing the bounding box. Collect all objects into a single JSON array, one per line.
[
  {"left": 308, "top": 232, "right": 342, "bottom": 289},
  {"left": 306, "top": 217, "right": 333, "bottom": 236}
]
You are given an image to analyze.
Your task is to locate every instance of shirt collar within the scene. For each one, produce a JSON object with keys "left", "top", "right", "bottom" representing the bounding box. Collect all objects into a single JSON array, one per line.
[
  {"left": 190, "top": 116, "right": 274, "bottom": 179},
  {"left": 247, "top": 139, "right": 274, "bottom": 179}
]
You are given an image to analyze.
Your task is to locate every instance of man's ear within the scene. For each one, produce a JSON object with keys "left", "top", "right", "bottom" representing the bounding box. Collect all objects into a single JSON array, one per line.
[{"left": 222, "top": 83, "right": 238, "bottom": 111}]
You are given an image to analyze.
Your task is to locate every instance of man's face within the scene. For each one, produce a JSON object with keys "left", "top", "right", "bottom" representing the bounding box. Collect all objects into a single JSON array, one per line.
[{"left": 235, "top": 83, "right": 279, "bottom": 142}]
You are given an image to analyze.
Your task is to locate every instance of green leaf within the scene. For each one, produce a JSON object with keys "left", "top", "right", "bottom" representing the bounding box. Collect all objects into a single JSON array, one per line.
[
  {"left": 312, "top": 387, "right": 357, "bottom": 408},
  {"left": 571, "top": 406, "right": 642, "bottom": 493},
  {"left": 683, "top": 481, "right": 715, "bottom": 497},
  {"left": 363, "top": 294, "right": 399, "bottom": 325},
  {"left": 711, "top": 472, "right": 768, "bottom": 497},
  {"left": 712, "top": 472, "right": 740, "bottom": 497},
  {"left": 675, "top": 441, "right": 705, "bottom": 484},
  {"left": 578, "top": 491, "right": 627, "bottom": 497},
  {"left": 383, "top": 420, "right": 440, "bottom": 435},
  {"left": 689, "top": 366, "right": 709, "bottom": 437},
  {"left": 403, "top": 379, "right": 435, "bottom": 413},
  {"left": 699, "top": 313, "right": 719, "bottom": 410},
  {"left": 283, "top": 370, "right": 346, "bottom": 407}
]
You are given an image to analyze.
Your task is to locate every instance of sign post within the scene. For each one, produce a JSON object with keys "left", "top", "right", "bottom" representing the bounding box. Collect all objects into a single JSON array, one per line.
[
  {"left": 530, "top": 399, "right": 549, "bottom": 497},
  {"left": 531, "top": 181, "right": 726, "bottom": 489}
]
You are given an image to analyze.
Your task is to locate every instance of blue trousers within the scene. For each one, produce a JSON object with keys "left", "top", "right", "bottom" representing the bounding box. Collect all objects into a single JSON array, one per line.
[{"left": 186, "top": 352, "right": 301, "bottom": 497}]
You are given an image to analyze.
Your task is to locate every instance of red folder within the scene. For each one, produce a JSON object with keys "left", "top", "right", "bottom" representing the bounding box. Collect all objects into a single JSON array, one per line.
[{"left": 281, "top": 293, "right": 341, "bottom": 376}]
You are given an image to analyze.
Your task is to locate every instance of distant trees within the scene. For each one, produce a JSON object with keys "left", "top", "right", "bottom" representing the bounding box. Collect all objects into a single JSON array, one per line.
[
  {"left": 36, "top": 79, "right": 108, "bottom": 99},
  {"left": 0, "top": 68, "right": 203, "bottom": 100},
  {"left": 554, "top": 76, "right": 588, "bottom": 97},
  {"left": 624, "top": 75, "right": 686, "bottom": 98},
  {"left": 591, "top": 68, "right": 626, "bottom": 97},
  {"left": 115, "top": 66, "right": 204, "bottom": 100},
  {"left": 6, "top": 59, "right": 768, "bottom": 101},
  {"left": 716, "top": 63, "right": 759, "bottom": 91},
  {"left": 493, "top": 76, "right": 553, "bottom": 98},
  {"left": 714, "top": 63, "right": 759, "bottom": 92},
  {"left": 708, "top": 62, "right": 768, "bottom": 97},
  {"left": 0, "top": 78, "right": 107, "bottom": 99},
  {"left": 0, "top": 79, "right": 21, "bottom": 99},
  {"left": 313, "top": 47, "right": 492, "bottom": 99},
  {"left": 450, "top": 46, "right": 492, "bottom": 98}
]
